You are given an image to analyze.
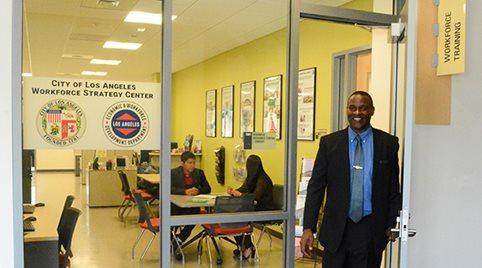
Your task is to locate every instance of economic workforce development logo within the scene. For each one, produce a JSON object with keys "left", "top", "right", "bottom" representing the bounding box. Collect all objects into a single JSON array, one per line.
[{"left": 103, "top": 102, "right": 149, "bottom": 147}]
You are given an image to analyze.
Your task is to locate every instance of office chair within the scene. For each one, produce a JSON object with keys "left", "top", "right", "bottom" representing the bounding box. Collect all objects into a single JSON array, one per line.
[
  {"left": 200, "top": 194, "right": 257, "bottom": 265},
  {"left": 256, "top": 184, "right": 284, "bottom": 250},
  {"left": 58, "top": 207, "right": 82, "bottom": 268},
  {"left": 57, "top": 195, "right": 75, "bottom": 234}
]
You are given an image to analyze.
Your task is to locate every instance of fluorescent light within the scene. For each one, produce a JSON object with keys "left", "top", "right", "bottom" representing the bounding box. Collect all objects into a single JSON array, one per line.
[
  {"left": 90, "top": 59, "right": 121, "bottom": 65},
  {"left": 103, "top": 41, "right": 142, "bottom": 50},
  {"left": 137, "top": 28, "right": 146, "bottom": 32},
  {"left": 81, "top": 71, "right": 107, "bottom": 76},
  {"left": 22, "top": 73, "right": 32, "bottom": 77},
  {"left": 124, "top": 11, "right": 177, "bottom": 25}
]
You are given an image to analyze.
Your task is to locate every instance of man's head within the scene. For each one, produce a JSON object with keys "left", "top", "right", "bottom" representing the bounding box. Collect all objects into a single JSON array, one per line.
[
  {"left": 181, "top": 151, "right": 196, "bottom": 173},
  {"left": 346, "top": 91, "right": 375, "bottom": 133}
]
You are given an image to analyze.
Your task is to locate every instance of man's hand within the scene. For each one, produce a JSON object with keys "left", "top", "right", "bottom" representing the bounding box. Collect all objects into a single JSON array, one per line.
[
  {"left": 184, "top": 187, "right": 199, "bottom": 196},
  {"left": 300, "top": 229, "right": 314, "bottom": 257},
  {"left": 386, "top": 228, "right": 398, "bottom": 242}
]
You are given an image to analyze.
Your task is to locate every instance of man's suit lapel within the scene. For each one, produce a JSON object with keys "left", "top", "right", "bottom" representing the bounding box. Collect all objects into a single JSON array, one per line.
[
  {"left": 340, "top": 128, "right": 350, "bottom": 187},
  {"left": 372, "top": 128, "right": 382, "bottom": 185}
]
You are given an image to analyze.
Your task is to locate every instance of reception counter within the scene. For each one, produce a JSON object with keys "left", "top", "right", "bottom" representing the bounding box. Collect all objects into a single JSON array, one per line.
[{"left": 86, "top": 169, "right": 137, "bottom": 207}]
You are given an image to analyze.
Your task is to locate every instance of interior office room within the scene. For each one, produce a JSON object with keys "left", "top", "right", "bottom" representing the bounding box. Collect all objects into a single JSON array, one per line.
[{"left": 2, "top": 0, "right": 482, "bottom": 267}]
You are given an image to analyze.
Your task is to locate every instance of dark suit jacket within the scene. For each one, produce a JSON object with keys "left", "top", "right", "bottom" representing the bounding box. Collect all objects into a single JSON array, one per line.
[
  {"left": 303, "top": 127, "right": 401, "bottom": 253},
  {"left": 171, "top": 166, "right": 211, "bottom": 195}
]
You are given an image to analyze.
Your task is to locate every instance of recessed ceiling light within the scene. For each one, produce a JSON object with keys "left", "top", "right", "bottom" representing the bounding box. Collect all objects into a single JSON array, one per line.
[
  {"left": 137, "top": 28, "right": 146, "bottom": 32},
  {"left": 90, "top": 59, "right": 122, "bottom": 65},
  {"left": 81, "top": 71, "right": 107, "bottom": 76},
  {"left": 22, "top": 73, "right": 32, "bottom": 77},
  {"left": 103, "top": 41, "right": 142, "bottom": 50},
  {"left": 124, "top": 11, "right": 177, "bottom": 25}
]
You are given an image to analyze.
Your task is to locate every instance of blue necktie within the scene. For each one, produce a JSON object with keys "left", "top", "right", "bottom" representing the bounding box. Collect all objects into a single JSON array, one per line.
[{"left": 349, "top": 135, "right": 364, "bottom": 223}]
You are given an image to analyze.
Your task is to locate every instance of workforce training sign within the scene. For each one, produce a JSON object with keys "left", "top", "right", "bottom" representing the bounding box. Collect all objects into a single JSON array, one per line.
[
  {"left": 23, "top": 77, "right": 160, "bottom": 149},
  {"left": 437, "top": 0, "right": 466, "bottom": 75}
]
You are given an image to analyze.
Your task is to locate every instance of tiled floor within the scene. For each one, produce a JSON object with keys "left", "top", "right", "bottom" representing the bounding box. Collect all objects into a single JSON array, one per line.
[{"left": 31, "top": 171, "right": 321, "bottom": 267}]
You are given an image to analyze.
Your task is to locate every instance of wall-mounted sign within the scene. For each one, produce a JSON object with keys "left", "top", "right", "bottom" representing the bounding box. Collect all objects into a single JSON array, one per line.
[
  {"left": 243, "top": 132, "right": 276, "bottom": 150},
  {"left": 437, "top": 0, "right": 466, "bottom": 75},
  {"left": 23, "top": 77, "right": 160, "bottom": 149}
]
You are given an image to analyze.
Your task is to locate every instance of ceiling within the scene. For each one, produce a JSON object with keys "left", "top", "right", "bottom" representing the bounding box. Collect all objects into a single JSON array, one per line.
[{"left": 23, "top": 0, "right": 351, "bottom": 82}]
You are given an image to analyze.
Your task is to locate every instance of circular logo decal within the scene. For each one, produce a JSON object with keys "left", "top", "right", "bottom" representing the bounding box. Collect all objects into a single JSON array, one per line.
[
  {"left": 103, "top": 101, "right": 149, "bottom": 147},
  {"left": 36, "top": 99, "right": 86, "bottom": 146}
]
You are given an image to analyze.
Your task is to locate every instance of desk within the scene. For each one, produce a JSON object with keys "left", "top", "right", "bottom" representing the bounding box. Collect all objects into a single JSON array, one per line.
[
  {"left": 24, "top": 205, "right": 60, "bottom": 268},
  {"left": 87, "top": 169, "right": 137, "bottom": 207},
  {"left": 171, "top": 194, "right": 218, "bottom": 208}
]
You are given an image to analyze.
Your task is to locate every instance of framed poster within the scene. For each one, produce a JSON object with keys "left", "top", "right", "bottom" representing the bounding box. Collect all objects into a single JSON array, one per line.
[
  {"left": 205, "top": 89, "right": 216, "bottom": 137},
  {"left": 298, "top": 68, "right": 316, "bottom": 140},
  {"left": 263, "top": 75, "right": 282, "bottom": 140},
  {"left": 239, "top": 81, "right": 256, "bottom": 138},
  {"left": 221, "top": 85, "right": 234, "bottom": 138}
]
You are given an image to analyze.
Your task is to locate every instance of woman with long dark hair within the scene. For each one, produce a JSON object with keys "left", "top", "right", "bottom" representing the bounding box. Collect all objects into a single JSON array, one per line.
[{"left": 227, "top": 155, "right": 274, "bottom": 259}]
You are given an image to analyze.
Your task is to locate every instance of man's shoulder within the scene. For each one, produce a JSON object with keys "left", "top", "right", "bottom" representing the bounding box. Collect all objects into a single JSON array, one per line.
[
  {"left": 372, "top": 128, "right": 398, "bottom": 142},
  {"left": 321, "top": 128, "right": 347, "bottom": 142}
]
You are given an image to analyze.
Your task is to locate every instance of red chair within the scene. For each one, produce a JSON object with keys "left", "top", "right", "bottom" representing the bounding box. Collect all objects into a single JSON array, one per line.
[
  {"left": 131, "top": 192, "right": 159, "bottom": 261},
  {"left": 199, "top": 194, "right": 258, "bottom": 265},
  {"left": 117, "top": 170, "right": 154, "bottom": 223}
]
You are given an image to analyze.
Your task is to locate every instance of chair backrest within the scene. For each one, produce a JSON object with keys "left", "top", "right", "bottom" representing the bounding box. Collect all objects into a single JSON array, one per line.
[
  {"left": 215, "top": 194, "right": 255, "bottom": 228},
  {"left": 132, "top": 192, "right": 157, "bottom": 233},
  {"left": 58, "top": 207, "right": 81, "bottom": 257},
  {"left": 118, "top": 170, "right": 131, "bottom": 195},
  {"left": 57, "top": 195, "right": 75, "bottom": 233},
  {"left": 272, "top": 184, "right": 284, "bottom": 210}
]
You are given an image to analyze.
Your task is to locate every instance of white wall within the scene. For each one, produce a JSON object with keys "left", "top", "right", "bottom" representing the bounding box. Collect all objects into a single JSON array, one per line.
[
  {"left": 36, "top": 149, "right": 75, "bottom": 170},
  {"left": 409, "top": 1, "right": 482, "bottom": 267}
]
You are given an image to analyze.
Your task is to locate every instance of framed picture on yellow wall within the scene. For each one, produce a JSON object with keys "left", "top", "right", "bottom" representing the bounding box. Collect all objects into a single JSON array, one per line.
[
  {"left": 240, "top": 81, "right": 255, "bottom": 138},
  {"left": 298, "top": 68, "right": 316, "bottom": 141},
  {"left": 205, "top": 89, "right": 216, "bottom": 137},
  {"left": 221, "top": 85, "right": 234, "bottom": 138},
  {"left": 263, "top": 75, "right": 282, "bottom": 140}
]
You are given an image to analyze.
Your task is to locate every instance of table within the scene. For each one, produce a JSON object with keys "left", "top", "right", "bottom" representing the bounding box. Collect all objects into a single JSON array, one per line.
[
  {"left": 137, "top": 173, "right": 160, "bottom": 184},
  {"left": 24, "top": 205, "right": 60, "bottom": 268}
]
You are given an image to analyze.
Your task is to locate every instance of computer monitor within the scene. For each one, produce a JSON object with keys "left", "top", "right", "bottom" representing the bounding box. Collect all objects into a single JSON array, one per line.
[{"left": 116, "top": 157, "right": 126, "bottom": 169}]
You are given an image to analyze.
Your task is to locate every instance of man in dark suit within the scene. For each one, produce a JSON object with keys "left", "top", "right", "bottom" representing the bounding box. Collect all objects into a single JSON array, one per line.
[
  {"left": 171, "top": 151, "right": 211, "bottom": 259},
  {"left": 300, "top": 91, "right": 401, "bottom": 267}
]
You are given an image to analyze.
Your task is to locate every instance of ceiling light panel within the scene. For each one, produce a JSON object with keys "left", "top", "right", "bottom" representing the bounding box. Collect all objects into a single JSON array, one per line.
[
  {"left": 103, "top": 41, "right": 142, "bottom": 50},
  {"left": 90, "top": 59, "right": 121, "bottom": 65},
  {"left": 124, "top": 11, "right": 177, "bottom": 25},
  {"left": 81, "top": 71, "right": 107, "bottom": 76}
]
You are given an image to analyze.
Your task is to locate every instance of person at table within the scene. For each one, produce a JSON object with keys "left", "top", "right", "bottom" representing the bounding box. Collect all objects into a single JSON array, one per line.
[
  {"left": 227, "top": 154, "right": 274, "bottom": 259},
  {"left": 171, "top": 151, "right": 211, "bottom": 255}
]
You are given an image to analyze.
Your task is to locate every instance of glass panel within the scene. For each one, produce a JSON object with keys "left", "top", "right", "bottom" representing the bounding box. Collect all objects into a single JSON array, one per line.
[
  {"left": 302, "top": 0, "right": 395, "bottom": 15},
  {"left": 169, "top": 0, "right": 288, "bottom": 215},
  {"left": 22, "top": 0, "right": 162, "bottom": 266},
  {"left": 300, "top": 16, "right": 396, "bottom": 263}
]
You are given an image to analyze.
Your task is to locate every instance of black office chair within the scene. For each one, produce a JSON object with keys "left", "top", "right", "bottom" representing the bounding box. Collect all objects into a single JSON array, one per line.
[
  {"left": 57, "top": 195, "right": 75, "bottom": 234},
  {"left": 58, "top": 207, "right": 82, "bottom": 268},
  {"left": 200, "top": 194, "right": 257, "bottom": 265},
  {"left": 256, "top": 184, "right": 284, "bottom": 250},
  {"left": 117, "top": 170, "right": 154, "bottom": 223}
]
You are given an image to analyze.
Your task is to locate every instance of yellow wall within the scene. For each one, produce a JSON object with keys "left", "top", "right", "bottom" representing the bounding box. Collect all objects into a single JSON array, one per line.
[{"left": 172, "top": 1, "right": 372, "bottom": 193}]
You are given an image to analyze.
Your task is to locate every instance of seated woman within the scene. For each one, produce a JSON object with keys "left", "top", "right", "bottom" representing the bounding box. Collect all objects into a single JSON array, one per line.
[{"left": 227, "top": 155, "right": 274, "bottom": 259}]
